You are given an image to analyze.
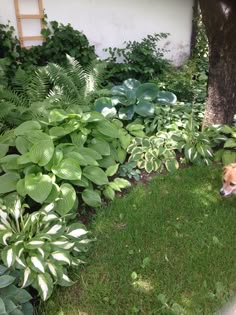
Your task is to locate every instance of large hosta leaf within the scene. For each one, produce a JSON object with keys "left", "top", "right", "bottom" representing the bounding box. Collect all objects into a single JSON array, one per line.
[
  {"left": 96, "top": 121, "right": 119, "bottom": 138},
  {"left": 156, "top": 91, "right": 177, "bottom": 105},
  {"left": 25, "top": 173, "right": 53, "bottom": 203},
  {"left": 82, "top": 189, "right": 102, "bottom": 207},
  {"left": 118, "top": 106, "right": 135, "bottom": 120},
  {"left": 123, "top": 78, "right": 141, "bottom": 90},
  {"left": 52, "top": 158, "right": 82, "bottom": 180},
  {"left": 0, "top": 172, "right": 20, "bottom": 194},
  {"left": 0, "top": 144, "right": 9, "bottom": 158},
  {"left": 88, "top": 139, "right": 110, "bottom": 156},
  {"left": 95, "top": 97, "right": 116, "bottom": 118},
  {"left": 14, "top": 121, "right": 41, "bottom": 136},
  {"left": 135, "top": 100, "right": 155, "bottom": 117},
  {"left": 56, "top": 184, "right": 77, "bottom": 216},
  {"left": 136, "top": 83, "right": 159, "bottom": 101},
  {"left": 29, "top": 139, "right": 54, "bottom": 166},
  {"left": 83, "top": 166, "right": 108, "bottom": 185}
]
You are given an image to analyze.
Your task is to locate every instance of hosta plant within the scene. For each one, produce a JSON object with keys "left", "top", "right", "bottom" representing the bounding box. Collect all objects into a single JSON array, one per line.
[
  {"left": 171, "top": 116, "right": 225, "bottom": 166},
  {"left": 118, "top": 161, "right": 141, "bottom": 181},
  {"left": 0, "top": 110, "right": 131, "bottom": 209},
  {"left": 95, "top": 79, "right": 177, "bottom": 120},
  {"left": 127, "top": 132, "right": 180, "bottom": 173},
  {"left": 0, "top": 194, "right": 90, "bottom": 301},
  {"left": 0, "top": 264, "right": 33, "bottom": 315},
  {"left": 211, "top": 125, "right": 236, "bottom": 165}
]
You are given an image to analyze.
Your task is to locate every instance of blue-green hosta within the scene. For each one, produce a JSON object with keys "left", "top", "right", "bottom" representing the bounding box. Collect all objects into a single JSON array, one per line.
[
  {"left": 0, "top": 264, "right": 33, "bottom": 315},
  {"left": 0, "top": 194, "right": 90, "bottom": 301},
  {"left": 0, "top": 110, "right": 130, "bottom": 210},
  {"left": 95, "top": 78, "right": 177, "bottom": 120}
]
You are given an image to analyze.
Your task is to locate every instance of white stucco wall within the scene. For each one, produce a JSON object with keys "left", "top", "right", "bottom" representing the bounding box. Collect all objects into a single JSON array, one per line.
[{"left": 0, "top": 0, "right": 194, "bottom": 65}]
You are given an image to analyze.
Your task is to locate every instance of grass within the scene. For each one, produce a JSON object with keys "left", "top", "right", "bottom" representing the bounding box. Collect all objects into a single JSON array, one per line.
[{"left": 41, "top": 165, "right": 236, "bottom": 315}]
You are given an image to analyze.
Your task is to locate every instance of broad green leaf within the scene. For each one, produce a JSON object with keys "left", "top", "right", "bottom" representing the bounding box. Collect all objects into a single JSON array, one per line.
[
  {"left": 78, "top": 147, "right": 102, "bottom": 161},
  {"left": 0, "top": 297, "right": 6, "bottom": 314},
  {"left": 29, "top": 139, "right": 54, "bottom": 166},
  {"left": 4, "top": 299, "right": 17, "bottom": 313},
  {"left": 109, "top": 178, "right": 131, "bottom": 192},
  {"left": 0, "top": 275, "right": 15, "bottom": 288},
  {"left": 118, "top": 129, "right": 132, "bottom": 150},
  {"left": 145, "top": 160, "right": 154, "bottom": 173},
  {"left": 222, "top": 150, "right": 236, "bottom": 165},
  {"left": 95, "top": 120, "right": 119, "bottom": 138},
  {"left": 14, "top": 121, "right": 41, "bottom": 136},
  {"left": 48, "top": 109, "right": 68, "bottom": 123},
  {"left": 98, "top": 155, "right": 116, "bottom": 168},
  {"left": 52, "top": 158, "right": 82, "bottom": 180},
  {"left": 15, "top": 136, "right": 31, "bottom": 154},
  {"left": 0, "top": 154, "right": 21, "bottom": 170},
  {"left": 135, "top": 100, "right": 155, "bottom": 117},
  {"left": 118, "top": 106, "right": 135, "bottom": 120},
  {"left": 105, "top": 164, "right": 119, "bottom": 177},
  {"left": 0, "top": 265, "right": 7, "bottom": 275},
  {"left": 0, "top": 144, "right": 9, "bottom": 158},
  {"left": 56, "top": 184, "right": 77, "bottom": 216},
  {"left": 82, "top": 189, "right": 102, "bottom": 207},
  {"left": 25, "top": 173, "right": 53, "bottom": 203},
  {"left": 95, "top": 97, "right": 116, "bottom": 118},
  {"left": 103, "top": 186, "right": 115, "bottom": 200},
  {"left": 0, "top": 172, "right": 20, "bottom": 194},
  {"left": 16, "top": 179, "right": 27, "bottom": 197},
  {"left": 65, "top": 151, "right": 98, "bottom": 167},
  {"left": 224, "top": 138, "right": 236, "bottom": 148},
  {"left": 136, "top": 83, "right": 158, "bottom": 101},
  {"left": 157, "top": 91, "right": 177, "bottom": 104},
  {"left": 123, "top": 78, "right": 141, "bottom": 90},
  {"left": 83, "top": 166, "right": 108, "bottom": 185},
  {"left": 44, "top": 183, "right": 60, "bottom": 203},
  {"left": 88, "top": 139, "right": 110, "bottom": 156}
]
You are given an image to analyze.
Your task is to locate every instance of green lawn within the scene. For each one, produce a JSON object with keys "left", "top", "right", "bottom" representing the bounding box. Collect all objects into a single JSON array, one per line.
[{"left": 41, "top": 165, "right": 236, "bottom": 315}]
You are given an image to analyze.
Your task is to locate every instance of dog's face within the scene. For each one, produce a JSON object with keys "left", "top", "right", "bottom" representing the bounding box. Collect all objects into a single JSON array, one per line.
[{"left": 220, "top": 163, "right": 236, "bottom": 196}]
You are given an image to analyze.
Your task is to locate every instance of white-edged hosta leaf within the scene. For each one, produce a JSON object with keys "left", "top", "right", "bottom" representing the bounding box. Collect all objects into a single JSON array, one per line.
[
  {"left": 15, "top": 256, "right": 26, "bottom": 268},
  {"left": 51, "top": 251, "right": 71, "bottom": 265},
  {"left": 67, "top": 223, "right": 87, "bottom": 238},
  {"left": 37, "top": 273, "right": 53, "bottom": 301},
  {"left": 46, "top": 224, "right": 63, "bottom": 235},
  {"left": 2, "top": 232, "right": 13, "bottom": 245},
  {"left": 22, "top": 267, "right": 32, "bottom": 288},
  {"left": 57, "top": 273, "right": 74, "bottom": 287},
  {"left": 47, "top": 262, "right": 57, "bottom": 278},
  {"left": 37, "top": 248, "right": 45, "bottom": 258},
  {"left": 31, "top": 256, "right": 45, "bottom": 273},
  {"left": 26, "top": 240, "right": 45, "bottom": 249},
  {"left": 1, "top": 247, "right": 15, "bottom": 267},
  {"left": 165, "top": 159, "right": 179, "bottom": 172}
]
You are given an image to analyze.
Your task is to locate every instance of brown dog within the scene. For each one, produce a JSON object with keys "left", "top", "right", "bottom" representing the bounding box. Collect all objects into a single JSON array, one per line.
[{"left": 220, "top": 163, "right": 236, "bottom": 197}]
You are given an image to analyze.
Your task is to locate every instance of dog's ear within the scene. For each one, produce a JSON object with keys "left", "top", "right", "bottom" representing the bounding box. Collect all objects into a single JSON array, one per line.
[
  {"left": 223, "top": 166, "right": 229, "bottom": 174},
  {"left": 231, "top": 163, "right": 236, "bottom": 169}
]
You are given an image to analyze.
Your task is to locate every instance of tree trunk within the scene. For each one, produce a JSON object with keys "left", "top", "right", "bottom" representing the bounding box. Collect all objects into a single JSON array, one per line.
[
  {"left": 199, "top": 0, "right": 236, "bottom": 127},
  {"left": 190, "top": 0, "right": 199, "bottom": 57}
]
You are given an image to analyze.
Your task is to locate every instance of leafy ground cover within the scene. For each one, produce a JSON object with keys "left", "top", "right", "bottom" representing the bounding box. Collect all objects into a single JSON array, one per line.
[{"left": 40, "top": 165, "right": 236, "bottom": 315}]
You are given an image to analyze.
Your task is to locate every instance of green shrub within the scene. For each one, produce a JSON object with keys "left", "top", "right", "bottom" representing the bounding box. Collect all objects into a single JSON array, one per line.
[
  {"left": 20, "top": 19, "right": 96, "bottom": 71},
  {"left": 95, "top": 78, "right": 177, "bottom": 121},
  {"left": 0, "top": 110, "right": 131, "bottom": 209},
  {"left": 0, "top": 193, "right": 89, "bottom": 301},
  {"left": 103, "top": 33, "right": 170, "bottom": 85},
  {"left": 0, "top": 264, "right": 33, "bottom": 314}
]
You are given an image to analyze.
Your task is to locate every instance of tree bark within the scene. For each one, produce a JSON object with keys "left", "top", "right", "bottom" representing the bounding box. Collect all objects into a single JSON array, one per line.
[{"left": 199, "top": 0, "right": 236, "bottom": 127}]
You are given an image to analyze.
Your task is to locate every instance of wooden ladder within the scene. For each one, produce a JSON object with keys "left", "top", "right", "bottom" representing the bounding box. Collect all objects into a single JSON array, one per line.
[{"left": 14, "top": 0, "right": 44, "bottom": 48}]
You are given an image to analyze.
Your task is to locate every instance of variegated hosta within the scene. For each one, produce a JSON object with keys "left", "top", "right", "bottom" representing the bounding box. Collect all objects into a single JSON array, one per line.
[
  {"left": 127, "top": 132, "right": 180, "bottom": 173},
  {"left": 0, "top": 195, "right": 90, "bottom": 301}
]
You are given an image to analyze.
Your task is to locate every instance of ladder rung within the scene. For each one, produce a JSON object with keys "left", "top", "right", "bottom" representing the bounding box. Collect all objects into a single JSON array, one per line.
[
  {"left": 21, "top": 35, "right": 44, "bottom": 41},
  {"left": 17, "top": 14, "right": 43, "bottom": 19}
]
